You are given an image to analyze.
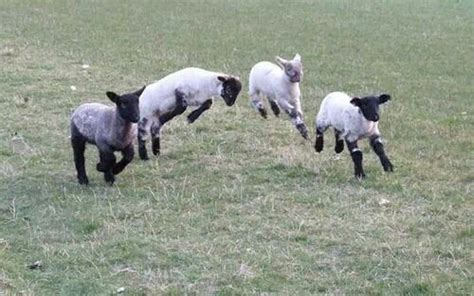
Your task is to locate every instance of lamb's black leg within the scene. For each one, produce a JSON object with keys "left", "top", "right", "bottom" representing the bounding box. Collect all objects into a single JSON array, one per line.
[
  {"left": 269, "top": 100, "right": 280, "bottom": 117},
  {"left": 334, "top": 129, "right": 344, "bottom": 153},
  {"left": 71, "top": 134, "right": 88, "bottom": 185},
  {"left": 346, "top": 140, "right": 365, "bottom": 179},
  {"left": 370, "top": 135, "right": 393, "bottom": 172},
  {"left": 148, "top": 90, "right": 187, "bottom": 156},
  {"left": 315, "top": 126, "right": 325, "bottom": 152},
  {"left": 150, "top": 122, "right": 161, "bottom": 156},
  {"left": 113, "top": 144, "right": 134, "bottom": 175},
  {"left": 251, "top": 95, "right": 267, "bottom": 119},
  {"left": 286, "top": 109, "right": 308, "bottom": 140},
  {"left": 187, "top": 99, "right": 213, "bottom": 123},
  {"left": 158, "top": 89, "right": 188, "bottom": 125},
  {"left": 138, "top": 117, "right": 149, "bottom": 160},
  {"left": 98, "top": 150, "right": 116, "bottom": 185},
  {"left": 296, "top": 124, "right": 309, "bottom": 140},
  {"left": 258, "top": 108, "right": 268, "bottom": 119},
  {"left": 97, "top": 151, "right": 113, "bottom": 172}
]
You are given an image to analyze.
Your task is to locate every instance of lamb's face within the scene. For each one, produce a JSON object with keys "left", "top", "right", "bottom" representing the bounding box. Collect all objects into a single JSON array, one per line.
[
  {"left": 218, "top": 76, "right": 242, "bottom": 106},
  {"left": 350, "top": 94, "right": 391, "bottom": 122},
  {"left": 284, "top": 61, "right": 303, "bottom": 83},
  {"left": 106, "top": 87, "right": 145, "bottom": 123},
  {"left": 276, "top": 54, "right": 303, "bottom": 83},
  {"left": 117, "top": 94, "right": 140, "bottom": 123}
]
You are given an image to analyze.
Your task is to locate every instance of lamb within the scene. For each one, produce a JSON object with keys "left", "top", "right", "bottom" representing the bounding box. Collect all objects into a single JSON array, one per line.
[
  {"left": 70, "top": 86, "right": 145, "bottom": 185},
  {"left": 314, "top": 91, "right": 393, "bottom": 179},
  {"left": 248, "top": 54, "right": 308, "bottom": 139},
  {"left": 137, "top": 67, "right": 242, "bottom": 160}
]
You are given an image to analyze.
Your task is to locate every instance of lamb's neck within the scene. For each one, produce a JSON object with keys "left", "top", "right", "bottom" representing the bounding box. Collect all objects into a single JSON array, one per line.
[
  {"left": 279, "top": 72, "right": 299, "bottom": 88},
  {"left": 198, "top": 76, "right": 221, "bottom": 98},
  {"left": 112, "top": 110, "right": 133, "bottom": 142},
  {"left": 278, "top": 73, "right": 299, "bottom": 96},
  {"left": 355, "top": 111, "right": 378, "bottom": 137}
]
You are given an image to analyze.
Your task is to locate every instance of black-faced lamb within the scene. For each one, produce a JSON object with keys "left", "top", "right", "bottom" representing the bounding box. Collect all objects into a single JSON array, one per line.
[
  {"left": 248, "top": 54, "right": 308, "bottom": 139},
  {"left": 137, "top": 67, "right": 242, "bottom": 160},
  {"left": 70, "top": 86, "right": 145, "bottom": 185},
  {"left": 314, "top": 91, "right": 393, "bottom": 179}
]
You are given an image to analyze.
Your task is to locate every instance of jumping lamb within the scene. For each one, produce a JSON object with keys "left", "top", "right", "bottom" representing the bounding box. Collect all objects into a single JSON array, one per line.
[
  {"left": 70, "top": 86, "right": 145, "bottom": 185},
  {"left": 137, "top": 67, "right": 242, "bottom": 160},
  {"left": 248, "top": 54, "right": 308, "bottom": 139},
  {"left": 314, "top": 91, "right": 393, "bottom": 179}
]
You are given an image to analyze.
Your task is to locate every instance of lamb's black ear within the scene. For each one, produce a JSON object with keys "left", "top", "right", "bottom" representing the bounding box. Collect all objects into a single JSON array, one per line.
[
  {"left": 106, "top": 91, "right": 120, "bottom": 103},
  {"left": 134, "top": 85, "right": 146, "bottom": 97},
  {"left": 378, "top": 94, "right": 391, "bottom": 104},
  {"left": 217, "top": 76, "right": 227, "bottom": 83},
  {"left": 350, "top": 97, "right": 362, "bottom": 107}
]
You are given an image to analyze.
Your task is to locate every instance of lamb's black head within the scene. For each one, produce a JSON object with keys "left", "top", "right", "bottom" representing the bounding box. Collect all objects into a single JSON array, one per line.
[
  {"left": 218, "top": 76, "right": 242, "bottom": 106},
  {"left": 276, "top": 54, "right": 303, "bottom": 83},
  {"left": 106, "top": 86, "right": 145, "bottom": 123},
  {"left": 350, "top": 94, "right": 391, "bottom": 122}
]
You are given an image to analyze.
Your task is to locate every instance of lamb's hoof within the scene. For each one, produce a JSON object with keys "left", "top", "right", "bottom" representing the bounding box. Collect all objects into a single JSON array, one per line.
[
  {"left": 139, "top": 149, "right": 149, "bottom": 161},
  {"left": 187, "top": 110, "right": 201, "bottom": 123},
  {"left": 258, "top": 108, "right": 268, "bottom": 119},
  {"left": 112, "top": 163, "right": 126, "bottom": 175},
  {"left": 315, "top": 137, "right": 324, "bottom": 152},
  {"left": 270, "top": 102, "right": 280, "bottom": 117},
  {"left": 383, "top": 161, "right": 394, "bottom": 172},
  {"left": 355, "top": 172, "right": 366, "bottom": 180},
  {"left": 104, "top": 175, "right": 115, "bottom": 185},
  {"left": 335, "top": 141, "right": 344, "bottom": 153},
  {"left": 78, "top": 177, "right": 89, "bottom": 185},
  {"left": 296, "top": 123, "right": 308, "bottom": 140},
  {"left": 96, "top": 162, "right": 107, "bottom": 172},
  {"left": 152, "top": 139, "right": 160, "bottom": 156}
]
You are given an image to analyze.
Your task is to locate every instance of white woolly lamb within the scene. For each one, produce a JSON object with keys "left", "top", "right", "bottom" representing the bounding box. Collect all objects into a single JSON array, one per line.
[
  {"left": 314, "top": 91, "right": 393, "bottom": 179},
  {"left": 137, "top": 67, "right": 242, "bottom": 160},
  {"left": 248, "top": 54, "right": 308, "bottom": 139}
]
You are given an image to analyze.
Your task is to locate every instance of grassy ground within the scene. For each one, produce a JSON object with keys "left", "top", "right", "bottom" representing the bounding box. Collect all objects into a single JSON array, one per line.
[{"left": 0, "top": 0, "right": 472, "bottom": 294}]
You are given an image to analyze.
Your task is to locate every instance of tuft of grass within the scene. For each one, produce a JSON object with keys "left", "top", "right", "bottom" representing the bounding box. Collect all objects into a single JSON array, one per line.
[
  {"left": 401, "top": 282, "right": 434, "bottom": 295},
  {"left": 1, "top": 0, "right": 473, "bottom": 294}
]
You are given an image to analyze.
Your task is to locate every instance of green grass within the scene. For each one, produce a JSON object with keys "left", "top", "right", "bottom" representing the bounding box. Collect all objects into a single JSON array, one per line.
[{"left": 0, "top": 0, "right": 473, "bottom": 294}]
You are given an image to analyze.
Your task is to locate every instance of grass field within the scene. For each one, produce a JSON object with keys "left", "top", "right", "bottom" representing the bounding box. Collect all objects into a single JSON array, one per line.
[{"left": 0, "top": 0, "right": 473, "bottom": 294}]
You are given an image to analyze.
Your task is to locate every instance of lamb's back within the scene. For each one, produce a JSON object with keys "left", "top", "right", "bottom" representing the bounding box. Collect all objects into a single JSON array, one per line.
[{"left": 71, "top": 103, "right": 114, "bottom": 142}]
